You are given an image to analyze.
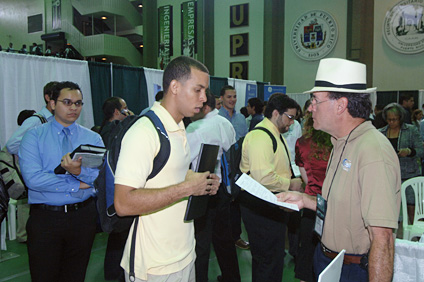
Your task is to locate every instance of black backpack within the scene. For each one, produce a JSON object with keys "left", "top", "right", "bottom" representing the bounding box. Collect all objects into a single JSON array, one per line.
[
  {"left": 94, "top": 110, "right": 170, "bottom": 234},
  {"left": 222, "top": 127, "right": 277, "bottom": 199},
  {"left": 0, "top": 113, "right": 47, "bottom": 200},
  {"left": 0, "top": 175, "right": 9, "bottom": 224}
]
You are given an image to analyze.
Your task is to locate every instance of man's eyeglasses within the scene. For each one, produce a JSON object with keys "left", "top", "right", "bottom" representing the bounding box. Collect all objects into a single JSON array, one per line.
[
  {"left": 310, "top": 96, "right": 330, "bottom": 107},
  {"left": 283, "top": 112, "right": 295, "bottom": 120},
  {"left": 57, "top": 99, "right": 84, "bottom": 107}
]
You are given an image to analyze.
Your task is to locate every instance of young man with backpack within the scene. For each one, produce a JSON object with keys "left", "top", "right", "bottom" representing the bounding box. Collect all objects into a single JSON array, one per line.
[
  {"left": 238, "top": 93, "right": 303, "bottom": 282},
  {"left": 114, "top": 56, "right": 220, "bottom": 282}
]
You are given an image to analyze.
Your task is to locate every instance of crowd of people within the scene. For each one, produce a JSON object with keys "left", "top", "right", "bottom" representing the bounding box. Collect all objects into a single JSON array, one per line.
[
  {"left": 1, "top": 56, "right": 410, "bottom": 282},
  {"left": 0, "top": 42, "right": 76, "bottom": 59}
]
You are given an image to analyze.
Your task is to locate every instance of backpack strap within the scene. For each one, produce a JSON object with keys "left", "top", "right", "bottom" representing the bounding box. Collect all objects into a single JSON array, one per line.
[
  {"left": 128, "top": 110, "right": 171, "bottom": 281},
  {"left": 142, "top": 110, "right": 171, "bottom": 180},
  {"left": 252, "top": 127, "right": 278, "bottom": 153},
  {"left": 32, "top": 113, "right": 48, "bottom": 124},
  {"left": 129, "top": 216, "right": 139, "bottom": 282},
  {"left": 241, "top": 127, "right": 278, "bottom": 178}
]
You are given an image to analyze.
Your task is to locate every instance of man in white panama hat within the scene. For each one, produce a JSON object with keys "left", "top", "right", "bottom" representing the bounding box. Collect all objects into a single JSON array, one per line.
[{"left": 278, "top": 58, "right": 401, "bottom": 282}]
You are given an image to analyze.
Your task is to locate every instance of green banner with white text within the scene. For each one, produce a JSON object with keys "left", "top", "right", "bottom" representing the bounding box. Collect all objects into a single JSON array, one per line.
[
  {"left": 158, "top": 5, "right": 173, "bottom": 70},
  {"left": 181, "top": 1, "right": 197, "bottom": 58}
]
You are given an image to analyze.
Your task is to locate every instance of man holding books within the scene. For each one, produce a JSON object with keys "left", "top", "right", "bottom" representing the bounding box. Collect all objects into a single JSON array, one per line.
[
  {"left": 114, "top": 56, "right": 220, "bottom": 282},
  {"left": 19, "top": 81, "right": 104, "bottom": 282}
]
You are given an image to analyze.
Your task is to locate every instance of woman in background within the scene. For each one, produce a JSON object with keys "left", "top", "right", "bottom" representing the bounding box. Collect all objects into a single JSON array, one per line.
[
  {"left": 379, "top": 103, "right": 424, "bottom": 224},
  {"left": 411, "top": 108, "right": 423, "bottom": 133},
  {"left": 294, "top": 109, "right": 332, "bottom": 282}
]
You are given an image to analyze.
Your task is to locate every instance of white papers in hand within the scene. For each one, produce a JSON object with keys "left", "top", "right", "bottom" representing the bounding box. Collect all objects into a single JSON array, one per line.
[
  {"left": 72, "top": 152, "right": 104, "bottom": 168},
  {"left": 235, "top": 173, "right": 299, "bottom": 211}
]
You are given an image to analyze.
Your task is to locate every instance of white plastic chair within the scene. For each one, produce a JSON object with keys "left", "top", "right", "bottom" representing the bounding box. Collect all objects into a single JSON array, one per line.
[
  {"left": 401, "top": 177, "right": 424, "bottom": 241},
  {"left": 6, "top": 199, "right": 17, "bottom": 241}
]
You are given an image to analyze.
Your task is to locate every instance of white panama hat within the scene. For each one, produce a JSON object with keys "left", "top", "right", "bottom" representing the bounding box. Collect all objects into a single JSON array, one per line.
[{"left": 304, "top": 58, "right": 377, "bottom": 94}]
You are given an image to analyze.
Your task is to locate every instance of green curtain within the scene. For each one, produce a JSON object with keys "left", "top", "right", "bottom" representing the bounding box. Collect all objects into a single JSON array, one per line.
[
  {"left": 112, "top": 65, "right": 148, "bottom": 115},
  {"left": 209, "top": 76, "right": 228, "bottom": 97},
  {"left": 88, "top": 62, "right": 112, "bottom": 126}
]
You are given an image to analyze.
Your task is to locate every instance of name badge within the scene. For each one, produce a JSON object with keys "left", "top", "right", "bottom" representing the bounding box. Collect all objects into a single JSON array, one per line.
[{"left": 314, "top": 194, "right": 327, "bottom": 238}]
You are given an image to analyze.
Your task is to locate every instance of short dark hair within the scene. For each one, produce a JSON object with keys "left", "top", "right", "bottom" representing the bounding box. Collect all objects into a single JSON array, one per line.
[
  {"left": 248, "top": 97, "right": 264, "bottom": 114},
  {"left": 328, "top": 92, "right": 371, "bottom": 119},
  {"left": 264, "top": 93, "right": 299, "bottom": 118},
  {"left": 204, "top": 88, "right": 216, "bottom": 110},
  {"left": 100, "top": 97, "right": 123, "bottom": 131},
  {"left": 43, "top": 81, "right": 58, "bottom": 104},
  {"left": 17, "top": 110, "right": 36, "bottom": 126},
  {"left": 102, "top": 97, "right": 123, "bottom": 119},
  {"left": 240, "top": 107, "right": 249, "bottom": 118},
  {"left": 399, "top": 93, "right": 413, "bottom": 104},
  {"left": 220, "top": 85, "right": 235, "bottom": 97},
  {"left": 162, "top": 56, "right": 209, "bottom": 95},
  {"left": 155, "top": 91, "right": 164, "bottom": 101},
  {"left": 51, "top": 81, "right": 82, "bottom": 102}
]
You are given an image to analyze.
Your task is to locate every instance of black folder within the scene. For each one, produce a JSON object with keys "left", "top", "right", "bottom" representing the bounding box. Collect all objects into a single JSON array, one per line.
[
  {"left": 54, "top": 144, "right": 106, "bottom": 174},
  {"left": 184, "top": 144, "right": 219, "bottom": 221}
]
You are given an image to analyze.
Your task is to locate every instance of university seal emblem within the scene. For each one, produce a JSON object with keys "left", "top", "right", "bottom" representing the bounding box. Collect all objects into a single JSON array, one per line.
[
  {"left": 291, "top": 10, "right": 338, "bottom": 61},
  {"left": 383, "top": 0, "right": 424, "bottom": 54}
]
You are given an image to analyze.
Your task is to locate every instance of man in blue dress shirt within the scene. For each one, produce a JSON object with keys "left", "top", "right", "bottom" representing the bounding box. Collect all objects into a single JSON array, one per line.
[
  {"left": 19, "top": 81, "right": 104, "bottom": 282},
  {"left": 218, "top": 85, "right": 248, "bottom": 141},
  {"left": 5, "top": 81, "right": 57, "bottom": 243},
  {"left": 6, "top": 81, "right": 57, "bottom": 154}
]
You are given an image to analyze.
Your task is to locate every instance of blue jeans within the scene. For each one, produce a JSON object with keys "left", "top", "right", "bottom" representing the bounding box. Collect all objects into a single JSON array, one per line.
[{"left": 313, "top": 244, "right": 368, "bottom": 282}]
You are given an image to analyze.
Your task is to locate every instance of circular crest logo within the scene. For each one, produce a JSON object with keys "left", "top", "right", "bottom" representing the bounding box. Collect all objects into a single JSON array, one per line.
[
  {"left": 383, "top": 0, "right": 424, "bottom": 54},
  {"left": 291, "top": 10, "right": 338, "bottom": 61}
]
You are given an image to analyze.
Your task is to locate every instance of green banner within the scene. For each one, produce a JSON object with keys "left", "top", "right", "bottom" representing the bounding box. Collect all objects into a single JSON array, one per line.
[
  {"left": 181, "top": 1, "right": 197, "bottom": 58},
  {"left": 158, "top": 5, "right": 173, "bottom": 70},
  {"left": 52, "top": 0, "right": 61, "bottom": 30}
]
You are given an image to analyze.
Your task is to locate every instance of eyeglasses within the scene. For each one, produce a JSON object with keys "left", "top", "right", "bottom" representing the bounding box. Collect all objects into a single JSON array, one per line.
[
  {"left": 283, "top": 112, "right": 295, "bottom": 120},
  {"left": 57, "top": 99, "right": 84, "bottom": 107},
  {"left": 310, "top": 96, "right": 330, "bottom": 107}
]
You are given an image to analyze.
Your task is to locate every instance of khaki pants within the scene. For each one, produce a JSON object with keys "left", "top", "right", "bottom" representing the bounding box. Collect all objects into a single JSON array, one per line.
[
  {"left": 125, "top": 260, "right": 195, "bottom": 282},
  {"left": 16, "top": 199, "right": 29, "bottom": 242}
]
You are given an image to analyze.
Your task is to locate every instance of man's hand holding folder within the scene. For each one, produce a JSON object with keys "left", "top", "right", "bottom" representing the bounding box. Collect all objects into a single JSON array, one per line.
[{"left": 54, "top": 144, "right": 106, "bottom": 174}]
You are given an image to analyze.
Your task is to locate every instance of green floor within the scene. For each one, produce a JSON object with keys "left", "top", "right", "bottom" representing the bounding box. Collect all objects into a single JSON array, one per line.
[{"left": 0, "top": 231, "right": 298, "bottom": 282}]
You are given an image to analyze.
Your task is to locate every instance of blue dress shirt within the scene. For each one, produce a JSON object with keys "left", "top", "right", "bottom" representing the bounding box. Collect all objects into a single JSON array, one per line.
[
  {"left": 6, "top": 106, "right": 54, "bottom": 154},
  {"left": 218, "top": 107, "right": 248, "bottom": 141},
  {"left": 19, "top": 119, "right": 104, "bottom": 205}
]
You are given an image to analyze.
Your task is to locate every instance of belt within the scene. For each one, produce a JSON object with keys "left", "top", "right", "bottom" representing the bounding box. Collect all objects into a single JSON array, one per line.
[
  {"left": 31, "top": 197, "right": 94, "bottom": 213},
  {"left": 320, "top": 243, "right": 364, "bottom": 265}
]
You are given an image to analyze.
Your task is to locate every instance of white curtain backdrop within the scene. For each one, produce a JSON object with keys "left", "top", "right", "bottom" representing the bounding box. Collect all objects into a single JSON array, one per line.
[
  {"left": 0, "top": 52, "right": 93, "bottom": 148},
  {"left": 419, "top": 89, "right": 424, "bottom": 110},
  {"left": 287, "top": 93, "right": 310, "bottom": 111},
  {"left": 227, "top": 78, "right": 257, "bottom": 111},
  {"left": 143, "top": 67, "right": 164, "bottom": 107}
]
